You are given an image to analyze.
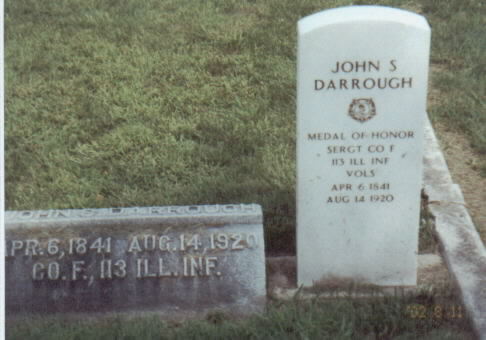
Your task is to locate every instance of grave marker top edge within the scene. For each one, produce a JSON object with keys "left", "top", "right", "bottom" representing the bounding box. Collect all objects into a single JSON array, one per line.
[
  {"left": 298, "top": 6, "right": 430, "bottom": 35},
  {"left": 5, "top": 204, "right": 262, "bottom": 230}
]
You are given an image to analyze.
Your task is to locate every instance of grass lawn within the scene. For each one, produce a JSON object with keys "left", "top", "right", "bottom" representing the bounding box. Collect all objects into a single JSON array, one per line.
[
  {"left": 4, "top": 0, "right": 484, "bottom": 338},
  {"left": 5, "top": 0, "right": 485, "bottom": 254},
  {"left": 6, "top": 295, "right": 475, "bottom": 340}
]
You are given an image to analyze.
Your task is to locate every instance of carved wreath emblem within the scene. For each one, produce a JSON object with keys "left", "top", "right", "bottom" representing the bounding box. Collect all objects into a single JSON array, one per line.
[{"left": 348, "top": 98, "right": 376, "bottom": 122}]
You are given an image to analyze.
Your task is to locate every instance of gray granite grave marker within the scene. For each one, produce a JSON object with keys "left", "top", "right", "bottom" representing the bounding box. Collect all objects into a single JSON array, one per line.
[{"left": 5, "top": 204, "right": 265, "bottom": 315}]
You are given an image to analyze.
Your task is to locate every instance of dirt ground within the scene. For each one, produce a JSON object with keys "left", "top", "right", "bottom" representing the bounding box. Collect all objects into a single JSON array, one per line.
[
  {"left": 433, "top": 122, "right": 486, "bottom": 245},
  {"left": 427, "top": 64, "right": 485, "bottom": 246}
]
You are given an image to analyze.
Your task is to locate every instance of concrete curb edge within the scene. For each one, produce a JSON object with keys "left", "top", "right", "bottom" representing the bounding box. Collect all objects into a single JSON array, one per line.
[{"left": 423, "top": 116, "right": 486, "bottom": 339}]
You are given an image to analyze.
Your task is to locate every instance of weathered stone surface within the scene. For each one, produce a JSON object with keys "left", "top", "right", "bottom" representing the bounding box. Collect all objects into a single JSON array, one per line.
[
  {"left": 5, "top": 204, "right": 265, "bottom": 316},
  {"left": 423, "top": 119, "right": 486, "bottom": 339},
  {"left": 296, "top": 6, "right": 430, "bottom": 286}
]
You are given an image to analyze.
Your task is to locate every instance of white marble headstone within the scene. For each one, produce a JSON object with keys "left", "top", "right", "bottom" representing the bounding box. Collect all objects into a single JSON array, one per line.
[{"left": 297, "top": 6, "right": 430, "bottom": 286}]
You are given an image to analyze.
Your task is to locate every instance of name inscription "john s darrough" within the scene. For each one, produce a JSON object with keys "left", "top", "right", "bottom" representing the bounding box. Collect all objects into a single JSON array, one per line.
[
  {"left": 6, "top": 204, "right": 259, "bottom": 221},
  {"left": 314, "top": 59, "right": 413, "bottom": 91}
]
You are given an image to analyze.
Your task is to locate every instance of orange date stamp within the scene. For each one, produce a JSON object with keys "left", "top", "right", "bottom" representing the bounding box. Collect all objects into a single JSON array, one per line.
[{"left": 405, "top": 304, "right": 464, "bottom": 319}]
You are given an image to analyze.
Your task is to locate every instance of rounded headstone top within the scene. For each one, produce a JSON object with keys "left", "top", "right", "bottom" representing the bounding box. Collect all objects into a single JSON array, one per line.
[{"left": 298, "top": 6, "right": 430, "bottom": 35}]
